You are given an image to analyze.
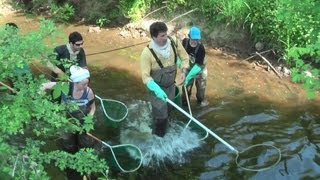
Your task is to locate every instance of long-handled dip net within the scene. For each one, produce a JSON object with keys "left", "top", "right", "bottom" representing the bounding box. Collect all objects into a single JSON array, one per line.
[
  {"left": 182, "top": 86, "right": 209, "bottom": 140},
  {"left": 95, "top": 95, "right": 128, "bottom": 127},
  {"left": 87, "top": 133, "right": 143, "bottom": 173},
  {"left": 167, "top": 98, "right": 281, "bottom": 171}
]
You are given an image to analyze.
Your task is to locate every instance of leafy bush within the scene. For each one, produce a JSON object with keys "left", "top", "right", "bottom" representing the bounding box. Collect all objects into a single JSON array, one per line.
[
  {"left": 49, "top": 3, "right": 75, "bottom": 22},
  {"left": 0, "top": 20, "right": 108, "bottom": 178}
]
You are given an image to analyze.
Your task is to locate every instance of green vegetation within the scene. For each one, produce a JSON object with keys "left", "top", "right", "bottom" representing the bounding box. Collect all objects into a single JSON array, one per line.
[
  {"left": 0, "top": 20, "right": 108, "bottom": 179},
  {"left": 120, "top": 0, "right": 320, "bottom": 98},
  {"left": 15, "top": 0, "right": 317, "bottom": 97},
  {"left": 1, "top": 0, "right": 319, "bottom": 178},
  {"left": 187, "top": 0, "right": 320, "bottom": 97}
]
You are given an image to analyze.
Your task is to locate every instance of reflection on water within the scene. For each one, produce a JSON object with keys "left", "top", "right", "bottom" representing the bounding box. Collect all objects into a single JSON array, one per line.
[{"left": 89, "top": 67, "right": 320, "bottom": 179}]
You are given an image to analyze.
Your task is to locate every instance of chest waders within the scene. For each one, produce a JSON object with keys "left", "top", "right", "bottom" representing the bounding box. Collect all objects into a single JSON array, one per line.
[
  {"left": 148, "top": 37, "right": 177, "bottom": 137},
  {"left": 182, "top": 39, "right": 208, "bottom": 106}
]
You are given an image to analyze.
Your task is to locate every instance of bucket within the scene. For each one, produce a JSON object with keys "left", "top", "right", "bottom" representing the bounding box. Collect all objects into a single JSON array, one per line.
[{"left": 174, "top": 85, "right": 181, "bottom": 107}]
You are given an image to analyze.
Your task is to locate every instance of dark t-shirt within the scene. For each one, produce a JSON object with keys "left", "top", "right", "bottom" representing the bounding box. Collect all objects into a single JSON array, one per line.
[
  {"left": 182, "top": 38, "right": 205, "bottom": 66},
  {"left": 51, "top": 44, "right": 87, "bottom": 80}
]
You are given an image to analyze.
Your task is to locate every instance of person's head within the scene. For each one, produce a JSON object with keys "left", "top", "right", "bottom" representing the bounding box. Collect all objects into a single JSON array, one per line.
[
  {"left": 70, "top": 65, "right": 90, "bottom": 89},
  {"left": 68, "top": 31, "right": 83, "bottom": 52},
  {"left": 149, "top": 21, "right": 168, "bottom": 47},
  {"left": 188, "top": 26, "right": 201, "bottom": 47}
]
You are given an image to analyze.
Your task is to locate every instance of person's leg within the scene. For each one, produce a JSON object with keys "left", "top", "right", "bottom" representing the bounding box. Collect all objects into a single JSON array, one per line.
[
  {"left": 61, "top": 133, "right": 79, "bottom": 154},
  {"left": 195, "top": 69, "right": 208, "bottom": 107},
  {"left": 151, "top": 95, "right": 169, "bottom": 137},
  {"left": 60, "top": 133, "right": 82, "bottom": 180},
  {"left": 150, "top": 84, "right": 175, "bottom": 137}
]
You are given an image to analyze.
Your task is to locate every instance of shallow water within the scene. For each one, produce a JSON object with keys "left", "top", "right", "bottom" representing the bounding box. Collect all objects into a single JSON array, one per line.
[
  {"left": 1, "top": 14, "right": 320, "bottom": 179},
  {"left": 89, "top": 67, "right": 320, "bottom": 180}
]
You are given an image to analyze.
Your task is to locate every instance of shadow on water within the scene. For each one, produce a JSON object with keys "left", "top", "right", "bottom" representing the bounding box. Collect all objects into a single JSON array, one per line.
[{"left": 87, "top": 66, "right": 320, "bottom": 180}]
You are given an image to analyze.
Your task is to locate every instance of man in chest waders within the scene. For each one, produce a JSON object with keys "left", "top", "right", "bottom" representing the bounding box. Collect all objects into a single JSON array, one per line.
[{"left": 140, "top": 21, "right": 190, "bottom": 137}]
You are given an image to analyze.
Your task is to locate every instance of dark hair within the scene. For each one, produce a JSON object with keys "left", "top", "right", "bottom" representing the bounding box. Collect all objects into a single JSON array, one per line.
[
  {"left": 5, "top": 22, "right": 18, "bottom": 29},
  {"left": 149, "top": 21, "right": 168, "bottom": 38},
  {"left": 69, "top": 31, "right": 83, "bottom": 44}
]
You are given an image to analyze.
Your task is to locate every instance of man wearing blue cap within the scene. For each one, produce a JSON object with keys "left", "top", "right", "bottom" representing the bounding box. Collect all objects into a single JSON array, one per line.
[{"left": 181, "top": 26, "right": 209, "bottom": 107}]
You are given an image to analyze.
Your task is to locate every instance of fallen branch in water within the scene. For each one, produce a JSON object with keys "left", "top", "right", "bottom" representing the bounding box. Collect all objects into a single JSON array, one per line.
[
  {"left": 242, "top": 49, "right": 273, "bottom": 61},
  {"left": 255, "top": 52, "right": 282, "bottom": 79}
]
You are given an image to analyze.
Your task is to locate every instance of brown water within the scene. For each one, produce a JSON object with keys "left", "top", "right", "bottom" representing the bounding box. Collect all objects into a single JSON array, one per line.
[{"left": 2, "top": 13, "right": 320, "bottom": 179}]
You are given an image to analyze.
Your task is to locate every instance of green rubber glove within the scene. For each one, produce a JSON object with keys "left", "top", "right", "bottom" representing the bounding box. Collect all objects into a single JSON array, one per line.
[
  {"left": 146, "top": 80, "right": 167, "bottom": 101},
  {"left": 184, "top": 64, "right": 202, "bottom": 86},
  {"left": 177, "top": 57, "right": 182, "bottom": 68}
]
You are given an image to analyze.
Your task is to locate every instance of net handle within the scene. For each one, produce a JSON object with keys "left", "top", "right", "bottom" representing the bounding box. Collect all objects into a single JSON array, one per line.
[
  {"left": 167, "top": 98, "right": 238, "bottom": 153},
  {"left": 182, "top": 86, "right": 209, "bottom": 140},
  {"left": 86, "top": 133, "right": 143, "bottom": 173}
]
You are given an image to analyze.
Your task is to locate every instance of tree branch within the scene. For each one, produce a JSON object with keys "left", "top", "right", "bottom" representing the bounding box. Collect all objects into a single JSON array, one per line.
[{"left": 255, "top": 52, "right": 282, "bottom": 79}]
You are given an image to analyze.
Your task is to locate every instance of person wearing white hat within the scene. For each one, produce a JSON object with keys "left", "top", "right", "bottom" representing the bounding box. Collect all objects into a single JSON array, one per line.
[
  {"left": 181, "top": 26, "right": 209, "bottom": 107},
  {"left": 40, "top": 65, "right": 96, "bottom": 179},
  {"left": 41, "top": 65, "right": 95, "bottom": 117}
]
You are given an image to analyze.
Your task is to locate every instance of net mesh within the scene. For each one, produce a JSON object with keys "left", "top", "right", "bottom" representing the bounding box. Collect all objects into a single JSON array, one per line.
[
  {"left": 100, "top": 99, "right": 128, "bottom": 127},
  {"left": 103, "top": 144, "right": 142, "bottom": 173},
  {"left": 236, "top": 144, "right": 281, "bottom": 171}
]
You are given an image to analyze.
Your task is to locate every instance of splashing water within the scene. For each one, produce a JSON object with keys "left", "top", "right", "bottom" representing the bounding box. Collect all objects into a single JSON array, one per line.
[{"left": 120, "top": 100, "right": 203, "bottom": 167}]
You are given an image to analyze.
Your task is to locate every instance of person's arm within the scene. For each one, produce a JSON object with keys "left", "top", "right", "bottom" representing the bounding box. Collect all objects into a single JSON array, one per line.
[
  {"left": 40, "top": 82, "right": 57, "bottom": 91},
  {"left": 46, "top": 60, "right": 65, "bottom": 77},
  {"left": 195, "top": 44, "right": 206, "bottom": 66},
  {"left": 87, "top": 88, "right": 96, "bottom": 116},
  {"left": 140, "top": 47, "right": 153, "bottom": 84},
  {"left": 47, "top": 47, "right": 65, "bottom": 77},
  {"left": 176, "top": 37, "right": 190, "bottom": 73},
  {"left": 175, "top": 37, "right": 189, "bottom": 85}
]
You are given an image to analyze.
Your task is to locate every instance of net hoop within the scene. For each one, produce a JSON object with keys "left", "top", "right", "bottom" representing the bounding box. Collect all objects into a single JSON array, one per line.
[
  {"left": 95, "top": 95, "right": 128, "bottom": 122},
  {"left": 184, "top": 120, "right": 209, "bottom": 140},
  {"left": 108, "top": 143, "right": 143, "bottom": 173},
  {"left": 235, "top": 143, "right": 281, "bottom": 172}
]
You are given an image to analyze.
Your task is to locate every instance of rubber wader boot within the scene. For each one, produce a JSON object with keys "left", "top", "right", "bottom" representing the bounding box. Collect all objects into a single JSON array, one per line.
[{"left": 153, "top": 118, "right": 168, "bottom": 137}]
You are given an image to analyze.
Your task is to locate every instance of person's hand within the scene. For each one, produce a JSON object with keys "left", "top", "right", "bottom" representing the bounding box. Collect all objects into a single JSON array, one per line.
[
  {"left": 177, "top": 72, "right": 186, "bottom": 86},
  {"left": 184, "top": 65, "right": 201, "bottom": 86},
  {"left": 146, "top": 80, "right": 167, "bottom": 101},
  {"left": 57, "top": 71, "right": 65, "bottom": 78},
  {"left": 154, "top": 88, "right": 167, "bottom": 101}
]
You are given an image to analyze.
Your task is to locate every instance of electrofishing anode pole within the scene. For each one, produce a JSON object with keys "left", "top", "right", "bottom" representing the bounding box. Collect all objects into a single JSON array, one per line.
[{"left": 166, "top": 98, "right": 239, "bottom": 154}]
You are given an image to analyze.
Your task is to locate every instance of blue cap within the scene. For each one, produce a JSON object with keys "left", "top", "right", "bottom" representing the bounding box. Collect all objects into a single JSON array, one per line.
[{"left": 189, "top": 26, "right": 201, "bottom": 40}]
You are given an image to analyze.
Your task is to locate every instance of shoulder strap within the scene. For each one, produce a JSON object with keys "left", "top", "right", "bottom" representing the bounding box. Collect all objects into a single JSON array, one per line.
[
  {"left": 184, "top": 39, "right": 201, "bottom": 56},
  {"left": 147, "top": 36, "right": 178, "bottom": 68},
  {"left": 195, "top": 43, "right": 200, "bottom": 56},
  {"left": 184, "top": 39, "right": 189, "bottom": 50},
  {"left": 147, "top": 46, "right": 164, "bottom": 68},
  {"left": 168, "top": 36, "right": 177, "bottom": 64}
]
